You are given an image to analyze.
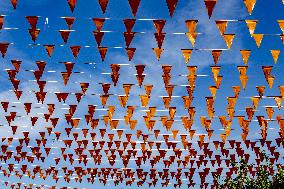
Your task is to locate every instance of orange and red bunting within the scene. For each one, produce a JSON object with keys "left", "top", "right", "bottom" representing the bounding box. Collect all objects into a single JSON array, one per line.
[{"left": 1, "top": 1, "right": 284, "bottom": 189}]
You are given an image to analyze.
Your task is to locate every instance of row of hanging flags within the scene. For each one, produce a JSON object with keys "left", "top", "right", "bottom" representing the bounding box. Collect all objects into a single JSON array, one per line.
[{"left": 0, "top": 0, "right": 283, "bottom": 189}]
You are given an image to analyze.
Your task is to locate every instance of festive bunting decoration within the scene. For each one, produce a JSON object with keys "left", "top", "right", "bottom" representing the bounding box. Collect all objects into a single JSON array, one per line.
[{"left": 0, "top": 1, "right": 283, "bottom": 189}]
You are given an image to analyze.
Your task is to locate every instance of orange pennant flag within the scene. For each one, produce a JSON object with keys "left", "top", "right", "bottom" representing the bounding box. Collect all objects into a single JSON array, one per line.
[
  {"left": 243, "top": 0, "right": 257, "bottom": 15},
  {"left": 11, "top": 0, "right": 18, "bottom": 9},
  {"left": 215, "top": 20, "right": 228, "bottom": 35},
  {"left": 223, "top": 34, "right": 235, "bottom": 49},
  {"left": 211, "top": 50, "right": 222, "bottom": 64},
  {"left": 181, "top": 49, "right": 193, "bottom": 64},
  {"left": 245, "top": 20, "right": 258, "bottom": 35},
  {"left": 277, "top": 20, "right": 284, "bottom": 33},
  {"left": 0, "top": 16, "right": 3, "bottom": 30},
  {"left": 240, "top": 50, "right": 251, "bottom": 65},
  {"left": 153, "top": 48, "right": 164, "bottom": 61},
  {"left": 186, "top": 33, "right": 198, "bottom": 47},
  {"left": 270, "top": 50, "right": 280, "bottom": 64}
]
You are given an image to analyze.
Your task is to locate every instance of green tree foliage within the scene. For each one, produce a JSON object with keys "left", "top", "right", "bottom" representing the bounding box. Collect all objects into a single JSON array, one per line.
[{"left": 214, "top": 152, "right": 284, "bottom": 189}]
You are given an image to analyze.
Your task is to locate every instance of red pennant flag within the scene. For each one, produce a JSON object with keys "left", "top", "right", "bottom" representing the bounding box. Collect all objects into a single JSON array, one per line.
[
  {"left": 128, "top": 0, "right": 141, "bottom": 17},
  {"left": 28, "top": 29, "right": 40, "bottom": 42},
  {"left": 123, "top": 19, "right": 136, "bottom": 32},
  {"left": 70, "top": 46, "right": 81, "bottom": 58},
  {"left": 153, "top": 20, "right": 166, "bottom": 34},
  {"left": 64, "top": 17, "right": 75, "bottom": 29},
  {"left": 93, "top": 18, "right": 105, "bottom": 31},
  {"left": 93, "top": 31, "right": 105, "bottom": 46},
  {"left": 98, "top": 47, "right": 108, "bottom": 61},
  {"left": 125, "top": 48, "right": 136, "bottom": 61},
  {"left": 43, "top": 45, "right": 55, "bottom": 57},
  {"left": 98, "top": 0, "right": 109, "bottom": 13},
  {"left": 26, "top": 16, "right": 38, "bottom": 29},
  {"left": 64, "top": 62, "right": 74, "bottom": 72},
  {"left": 0, "top": 43, "right": 10, "bottom": 58},
  {"left": 166, "top": 0, "right": 178, "bottom": 17},
  {"left": 68, "top": 0, "right": 77, "bottom": 12},
  {"left": 123, "top": 32, "right": 136, "bottom": 47},
  {"left": 204, "top": 0, "right": 217, "bottom": 18},
  {"left": 59, "top": 30, "right": 71, "bottom": 43}
]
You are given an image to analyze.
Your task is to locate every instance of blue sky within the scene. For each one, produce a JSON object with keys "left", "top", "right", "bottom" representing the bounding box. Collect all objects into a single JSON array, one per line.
[{"left": 0, "top": 0, "right": 284, "bottom": 188}]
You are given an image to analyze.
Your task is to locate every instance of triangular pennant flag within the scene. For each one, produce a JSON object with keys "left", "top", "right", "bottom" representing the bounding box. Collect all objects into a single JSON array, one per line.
[
  {"left": 243, "top": 0, "right": 257, "bottom": 15},
  {"left": 28, "top": 29, "right": 40, "bottom": 42},
  {"left": 11, "top": 0, "right": 18, "bottom": 9},
  {"left": 93, "top": 18, "right": 105, "bottom": 31},
  {"left": 123, "top": 84, "right": 133, "bottom": 96},
  {"left": 80, "top": 83, "right": 89, "bottom": 94},
  {"left": 267, "top": 76, "right": 274, "bottom": 88},
  {"left": 186, "top": 33, "right": 198, "bottom": 47},
  {"left": 123, "top": 19, "right": 136, "bottom": 32},
  {"left": 0, "top": 43, "right": 10, "bottom": 58},
  {"left": 251, "top": 34, "right": 263, "bottom": 48},
  {"left": 11, "top": 60, "right": 22, "bottom": 72},
  {"left": 223, "top": 34, "right": 235, "bottom": 49},
  {"left": 123, "top": 32, "right": 136, "bottom": 47},
  {"left": 153, "top": 20, "right": 166, "bottom": 34},
  {"left": 128, "top": 0, "right": 141, "bottom": 17},
  {"left": 65, "top": 61, "right": 74, "bottom": 73},
  {"left": 166, "top": 0, "right": 178, "bottom": 17},
  {"left": 59, "top": 30, "right": 71, "bottom": 43},
  {"left": 0, "top": 16, "right": 3, "bottom": 30},
  {"left": 270, "top": 50, "right": 280, "bottom": 64},
  {"left": 211, "top": 50, "right": 222, "bottom": 64},
  {"left": 240, "top": 50, "right": 251, "bottom": 65},
  {"left": 185, "top": 20, "right": 198, "bottom": 33},
  {"left": 277, "top": 20, "right": 284, "bottom": 33},
  {"left": 98, "top": 47, "right": 108, "bottom": 61},
  {"left": 181, "top": 49, "right": 193, "bottom": 64},
  {"left": 93, "top": 31, "right": 105, "bottom": 46},
  {"left": 204, "top": 0, "right": 217, "bottom": 19},
  {"left": 125, "top": 48, "right": 136, "bottom": 61},
  {"left": 280, "top": 34, "right": 284, "bottom": 44},
  {"left": 64, "top": 17, "right": 75, "bottom": 30},
  {"left": 239, "top": 75, "right": 248, "bottom": 89},
  {"left": 215, "top": 20, "right": 228, "bottom": 35},
  {"left": 98, "top": 0, "right": 109, "bottom": 13},
  {"left": 26, "top": 16, "right": 38, "bottom": 29},
  {"left": 245, "top": 20, "right": 258, "bottom": 35},
  {"left": 61, "top": 72, "right": 71, "bottom": 85},
  {"left": 68, "top": 0, "right": 77, "bottom": 12},
  {"left": 153, "top": 47, "right": 164, "bottom": 61},
  {"left": 43, "top": 45, "right": 55, "bottom": 57},
  {"left": 70, "top": 46, "right": 81, "bottom": 58},
  {"left": 154, "top": 32, "right": 166, "bottom": 48}
]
